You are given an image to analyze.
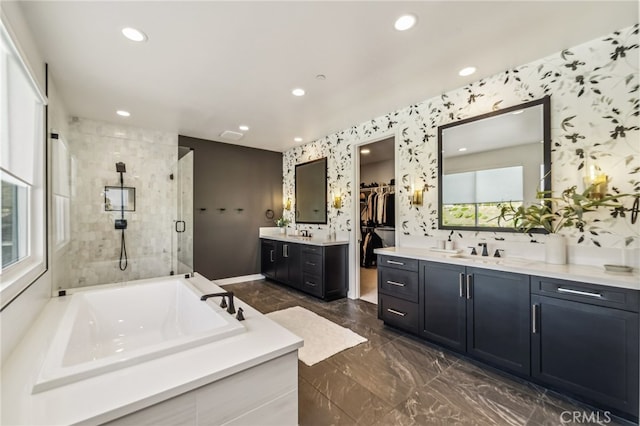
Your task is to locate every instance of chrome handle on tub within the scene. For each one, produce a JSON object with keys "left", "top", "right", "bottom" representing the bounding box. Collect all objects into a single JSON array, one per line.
[
  {"left": 532, "top": 304, "right": 538, "bottom": 334},
  {"left": 387, "top": 260, "right": 405, "bottom": 266},
  {"left": 466, "top": 274, "right": 472, "bottom": 300},
  {"left": 387, "top": 308, "right": 406, "bottom": 317},
  {"left": 557, "top": 287, "right": 603, "bottom": 298},
  {"left": 459, "top": 273, "right": 465, "bottom": 298},
  {"left": 386, "top": 280, "right": 406, "bottom": 287}
]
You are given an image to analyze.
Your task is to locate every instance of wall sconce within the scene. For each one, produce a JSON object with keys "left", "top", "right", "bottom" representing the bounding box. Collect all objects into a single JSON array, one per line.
[
  {"left": 410, "top": 188, "right": 424, "bottom": 206},
  {"left": 284, "top": 198, "right": 292, "bottom": 211},
  {"left": 409, "top": 180, "right": 425, "bottom": 206},
  {"left": 332, "top": 192, "right": 342, "bottom": 209},
  {"left": 584, "top": 162, "right": 608, "bottom": 200}
]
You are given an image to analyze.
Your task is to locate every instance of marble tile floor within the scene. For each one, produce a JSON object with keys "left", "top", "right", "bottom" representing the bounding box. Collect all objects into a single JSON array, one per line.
[{"left": 222, "top": 280, "right": 634, "bottom": 426}]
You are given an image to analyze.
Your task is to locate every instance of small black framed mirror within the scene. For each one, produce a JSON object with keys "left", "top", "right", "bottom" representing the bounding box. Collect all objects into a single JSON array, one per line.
[
  {"left": 437, "top": 96, "right": 551, "bottom": 233},
  {"left": 295, "top": 158, "right": 327, "bottom": 224}
]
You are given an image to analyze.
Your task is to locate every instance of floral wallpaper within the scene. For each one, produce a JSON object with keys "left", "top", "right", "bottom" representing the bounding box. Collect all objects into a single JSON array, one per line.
[{"left": 283, "top": 24, "right": 639, "bottom": 249}]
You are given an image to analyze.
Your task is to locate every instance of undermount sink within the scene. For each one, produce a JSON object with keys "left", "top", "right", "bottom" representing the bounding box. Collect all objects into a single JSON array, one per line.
[
  {"left": 449, "top": 254, "right": 532, "bottom": 267},
  {"left": 286, "top": 235, "right": 312, "bottom": 240}
]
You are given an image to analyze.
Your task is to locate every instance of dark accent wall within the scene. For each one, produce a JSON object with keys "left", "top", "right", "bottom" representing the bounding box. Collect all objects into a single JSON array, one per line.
[{"left": 179, "top": 135, "right": 283, "bottom": 280}]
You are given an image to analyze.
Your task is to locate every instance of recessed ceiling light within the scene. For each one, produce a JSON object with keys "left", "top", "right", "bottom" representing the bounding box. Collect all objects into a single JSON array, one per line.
[
  {"left": 458, "top": 66, "right": 476, "bottom": 77},
  {"left": 360, "top": 148, "right": 371, "bottom": 154},
  {"left": 292, "top": 88, "right": 305, "bottom": 97},
  {"left": 294, "top": 137, "right": 303, "bottom": 143},
  {"left": 121, "top": 27, "right": 147, "bottom": 42},
  {"left": 116, "top": 110, "right": 130, "bottom": 117},
  {"left": 239, "top": 125, "right": 250, "bottom": 131},
  {"left": 394, "top": 14, "right": 417, "bottom": 31},
  {"left": 458, "top": 147, "right": 467, "bottom": 152}
]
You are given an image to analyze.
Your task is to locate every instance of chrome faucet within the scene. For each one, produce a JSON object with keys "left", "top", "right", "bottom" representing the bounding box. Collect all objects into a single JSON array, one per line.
[
  {"left": 478, "top": 242, "right": 489, "bottom": 256},
  {"left": 200, "top": 291, "right": 236, "bottom": 314}
]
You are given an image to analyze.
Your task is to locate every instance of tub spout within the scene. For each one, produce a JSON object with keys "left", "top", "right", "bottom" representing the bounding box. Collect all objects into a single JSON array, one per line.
[{"left": 200, "top": 291, "right": 236, "bottom": 314}]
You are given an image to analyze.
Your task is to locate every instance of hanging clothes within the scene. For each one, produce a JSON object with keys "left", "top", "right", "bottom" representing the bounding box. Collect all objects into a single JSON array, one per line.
[
  {"left": 361, "top": 186, "right": 395, "bottom": 227},
  {"left": 361, "top": 229, "right": 383, "bottom": 268}
]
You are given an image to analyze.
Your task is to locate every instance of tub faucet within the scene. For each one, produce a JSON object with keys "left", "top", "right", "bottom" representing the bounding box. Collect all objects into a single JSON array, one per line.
[{"left": 200, "top": 291, "right": 236, "bottom": 314}]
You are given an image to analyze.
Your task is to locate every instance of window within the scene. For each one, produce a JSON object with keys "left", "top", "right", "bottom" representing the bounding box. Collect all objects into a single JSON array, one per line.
[
  {"left": 442, "top": 166, "right": 524, "bottom": 228},
  {"left": 0, "top": 21, "right": 47, "bottom": 307}
]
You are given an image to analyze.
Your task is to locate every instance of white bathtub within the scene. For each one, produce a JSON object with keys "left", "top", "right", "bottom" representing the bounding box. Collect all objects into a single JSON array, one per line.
[{"left": 33, "top": 276, "right": 245, "bottom": 393}]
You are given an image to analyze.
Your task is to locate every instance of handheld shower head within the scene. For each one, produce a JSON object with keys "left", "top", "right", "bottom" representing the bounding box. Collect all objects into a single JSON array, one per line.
[{"left": 116, "top": 162, "right": 126, "bottom": 173}]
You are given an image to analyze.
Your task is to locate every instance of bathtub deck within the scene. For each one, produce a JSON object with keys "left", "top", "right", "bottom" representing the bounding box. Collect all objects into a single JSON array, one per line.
[{"left": 1, "top": 274, "right": 303, "bottom": 425}]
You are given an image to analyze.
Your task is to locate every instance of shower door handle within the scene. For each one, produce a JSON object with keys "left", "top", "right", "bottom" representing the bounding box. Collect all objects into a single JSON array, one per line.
[{"left": 175, "top": 220, "right": 186, "bottom": 233}]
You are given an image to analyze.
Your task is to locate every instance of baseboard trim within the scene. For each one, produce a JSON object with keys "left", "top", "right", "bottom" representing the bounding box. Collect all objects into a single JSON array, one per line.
[{"left": 213, "top": 274, "right": 265, "bottom": 285}]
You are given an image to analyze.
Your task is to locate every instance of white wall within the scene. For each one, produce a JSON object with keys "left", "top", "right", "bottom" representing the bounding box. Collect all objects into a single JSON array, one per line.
[
  {"left": 0, "top": 2, "right": 65, "bottom": 363},
  {"left": 361, "top": 159, "right": 394, "bottom": 186}
]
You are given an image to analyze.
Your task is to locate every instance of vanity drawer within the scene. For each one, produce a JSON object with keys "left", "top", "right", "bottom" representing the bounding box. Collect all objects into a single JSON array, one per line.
[
  {"left": 379, "top": 294, "right": 419, "bottom": 334},
  {"left": 301, "top": 245, "right": 323, "bottom": 256},
  {"left": 301, "top": 272, "right": 323, "bottom": 298},
  {"left": 379, "top": 267, "right": 419, "bottom": 302},
  {"left": 378, "top": 255, "right": 419, "bottom": 272},
  {"left": 531, "top": 276, "right": 639, "bottom": 312},
  {"left": 301, "top": 253, "right": 323, "bottom": 275}
]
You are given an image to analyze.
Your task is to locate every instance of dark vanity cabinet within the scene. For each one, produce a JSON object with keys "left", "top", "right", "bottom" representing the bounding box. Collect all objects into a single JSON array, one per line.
[
  {"left": 421, "top": 261, "right": 530, "bottom": 375},
  {"left": 377, "top": 255, "right": 640, "bottom": 420},
  {"left": 260, "top": 239, "right": 277, "bottom": 280},
  {"left": 260, "top": 238, "right": 348, "bottom": 301},
  {"left": 260, "top": 239, "right": 300, "bottom": 286},
  {"left": 531, "top": 276, "right": 639, "bottom": 416},
  {"left": 377, "top": 255, "right": 421, "bottom": 334}
]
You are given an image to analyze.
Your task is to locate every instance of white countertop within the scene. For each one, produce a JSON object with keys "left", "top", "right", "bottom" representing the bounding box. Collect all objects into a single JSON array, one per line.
[
  {"left": 375, "top": 247, "right": 640, "bottom": 291},
  {"left": 1, "top": 274, "right": 303, "bottom": 425},
  {"left": 260, "top": 234, "right": 349, "bottom": 247}
]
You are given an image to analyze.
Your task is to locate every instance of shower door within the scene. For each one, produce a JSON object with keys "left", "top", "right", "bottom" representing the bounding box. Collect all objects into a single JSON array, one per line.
[{"left": 174, "top": 147, "right": 194, "bottom": 275}]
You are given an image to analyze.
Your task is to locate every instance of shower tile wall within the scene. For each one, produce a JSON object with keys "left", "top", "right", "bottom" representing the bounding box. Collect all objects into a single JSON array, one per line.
[{"left": 55, "top": 118, "right": 178, "bottom": 290}]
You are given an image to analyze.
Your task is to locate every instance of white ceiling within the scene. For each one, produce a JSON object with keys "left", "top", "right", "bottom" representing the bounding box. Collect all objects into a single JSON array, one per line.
[{"left": 16, "top": 1, "right": 639, "bottom": 152}]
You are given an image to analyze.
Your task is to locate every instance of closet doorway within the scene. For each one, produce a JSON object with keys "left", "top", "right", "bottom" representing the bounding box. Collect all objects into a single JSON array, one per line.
[{"left": 358, "top": 137, "right": 395, "bottom": 304}]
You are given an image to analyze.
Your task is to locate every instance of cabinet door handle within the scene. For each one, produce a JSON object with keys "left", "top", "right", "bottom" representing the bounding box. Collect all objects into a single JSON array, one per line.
[
  {"left": 466, "top": 274, "right": 472, "bottom": 300},
  {"left": 283, "top": 244, "right": 289, "bottom": 258},
  {"left": 459, "top": 273, "right": 465, "bottom": 298},
  {"left": 386, "top": 260, "right": 405, "bottom": 266},
  {"left": 386, "top": 308, "right": 406, "bottom": 317},
  {"left": 270, "top": 250, "right": 274, "bottom": 262},
  {"left": 557, "top": 287, "right": 602, "bottom": 298},
  {"left": 305, "top": 281, "right": 317, "bottom": 287},
  {"left": 305, "top": 261, "right": 316, "bottom": 266},
  {"left": 532, "top": 304, "right": 539, "bottom": 334},
  {"left": 386, "top": 280, "right": 406, "bottom": 287}
]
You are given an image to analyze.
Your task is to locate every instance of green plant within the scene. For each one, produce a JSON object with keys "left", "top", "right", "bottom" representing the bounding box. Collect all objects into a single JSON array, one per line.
[
  {"left": 497, "top": 185, "right": 630, "bottom": 234},
  {"left": 275, "top": 217, "right": 290, "bottom": 227}
]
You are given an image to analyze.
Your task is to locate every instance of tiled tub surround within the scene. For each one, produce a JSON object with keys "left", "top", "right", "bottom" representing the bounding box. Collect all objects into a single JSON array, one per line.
[
  {"left": 282, "top": 24, "right": 640, "bottom": 266},
  {"left": 1, "top": 274, "right": 302, "bottom": 425},
  {"left": 55, "top": 118, "right": 179, "bottom": 291},
  {"left": 375, "top": 246, "right": 639, "bottom": 420}
]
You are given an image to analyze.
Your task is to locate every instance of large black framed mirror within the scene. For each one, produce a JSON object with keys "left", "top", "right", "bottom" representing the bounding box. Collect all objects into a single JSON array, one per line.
[
  {"left": 438, "top": 96, "right": 551, "bottom": 233},
  {"left": 295, "top": 157, "right": 328, "bottom": 224}
]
